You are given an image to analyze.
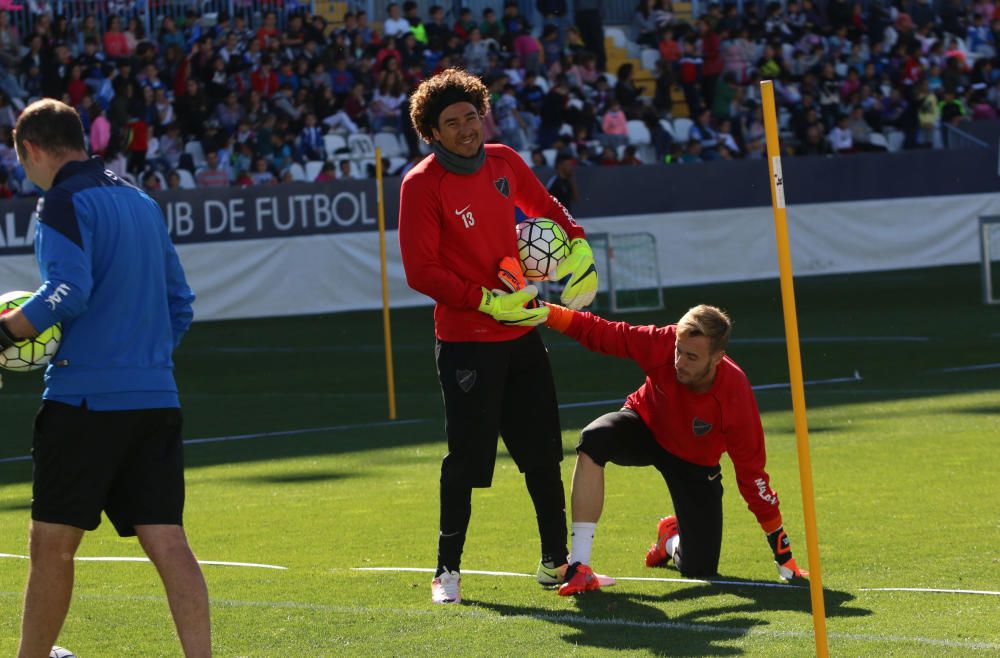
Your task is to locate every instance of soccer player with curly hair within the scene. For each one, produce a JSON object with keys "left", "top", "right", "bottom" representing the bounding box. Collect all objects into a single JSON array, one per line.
[{"left": 398, "top": 68, "right": 600, "bottom": 604}]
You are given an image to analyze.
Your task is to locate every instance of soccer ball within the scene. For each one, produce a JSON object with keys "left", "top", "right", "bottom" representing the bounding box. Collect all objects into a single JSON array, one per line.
[
  {"left": 0, "top": 290, "right": 62, "bottom": 372},
  {"left": 50, "top": 648, "right": 76, "bottom": 658},
  {"left": 516, "top": 218, "right": 570, "bottom": 281}
]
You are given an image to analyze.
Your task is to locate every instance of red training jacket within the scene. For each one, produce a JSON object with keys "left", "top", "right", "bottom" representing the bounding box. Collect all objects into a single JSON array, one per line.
[
  {"left": 399, "top": 143, "right": 585, "bottom": 342},
  {"left": 563, "top": 312, "right": 782, "bottom": 528}
]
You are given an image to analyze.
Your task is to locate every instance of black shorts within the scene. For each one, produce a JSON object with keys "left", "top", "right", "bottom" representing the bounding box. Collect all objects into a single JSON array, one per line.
[
  {"left": 31, "top": 400, "right": 186, "bottom": 537},
  {"left": 435, "top": 329, "right": 563, "bottom": 488},
  {"left": 578, "top": 408, "right": 724, "bottom": 577}
]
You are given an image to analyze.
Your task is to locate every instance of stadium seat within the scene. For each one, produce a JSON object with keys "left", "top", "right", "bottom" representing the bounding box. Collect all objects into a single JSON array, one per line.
[
  {"left": 288, "top": 162, "right": 307, "bottom": 181},
  {"left": 388, "top": 156, "right": 407, "bottom": 175},
  {"left": 604, "top": 26, "right": 627, "bottom": 49},
  {"left": 868, "top": 132, "right": 889, "bottom": 150},
  {"left": 184, "top": 141, "right": 207, "bottom": 169},
  {"left": 146, "top": 137, "right": 160, "bottom": 159},
  {"left": 541, "top": 148, "right": 556, "bottom": 167},
  {"left": 140, "top": 170, "right": 165, "bottom": 189},
  {"left": 348, "top": 133, "right": 376, "bottom": 158},
  {"left": 659, "top": 118, "right": 677, "bottom": 141},
  {"left": 175, "top": 169, "right": 196, "bottom": 189},
  {"left": 626, "top": 120, "right": 652, "bottom": 145},
  {"left": 887, "top": 130, "right": 905, "bottom": 152},
  {"left": 374, "top": 132, "right": 403, "bottom": 158},
  {"left": 324, "top": 133, "right": 347, "bottom": 160},
  {"left": 672, "top": 117, "right": 694, "bottom": 142},
  {"left": 305, "top": 160, "right": 325, "bottom": 181},
  {"left": 640, "top": 48, "right": 660, "bottom": 72}
]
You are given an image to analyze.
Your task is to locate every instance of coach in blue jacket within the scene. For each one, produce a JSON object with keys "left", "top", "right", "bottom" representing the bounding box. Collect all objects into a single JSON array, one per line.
[{"left": 0, "top": 99, "right": 210, "bottom": 658}]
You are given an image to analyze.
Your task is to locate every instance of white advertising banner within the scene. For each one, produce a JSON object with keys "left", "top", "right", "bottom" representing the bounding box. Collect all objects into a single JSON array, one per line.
[{"left": 2, "top": 193, "right": 996, "bottom": 321}]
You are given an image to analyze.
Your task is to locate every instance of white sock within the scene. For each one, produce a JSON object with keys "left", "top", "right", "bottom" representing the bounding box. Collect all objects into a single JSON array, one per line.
[
  {"left": 569, "top": 522, "right": 597, "bottom": 566},
  {"left": 666, "top": 534, "right": 681, "bottom": 569}
]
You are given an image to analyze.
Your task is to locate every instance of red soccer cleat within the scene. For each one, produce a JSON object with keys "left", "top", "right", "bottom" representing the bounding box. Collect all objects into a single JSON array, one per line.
[
  {"left": 644, "top": 515, "right": 679, "bottom": 568},
  {"left": 558, "top": 562, "right": 603, "bottom": 596}
]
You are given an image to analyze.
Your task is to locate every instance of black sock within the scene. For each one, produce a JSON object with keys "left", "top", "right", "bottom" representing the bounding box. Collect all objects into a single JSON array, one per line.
[
  {"left": 525, "top": 464, "right": 569, "bottom": 566},
  {"left": 436, "top": 476, "right": 472, "bottom": 576}
]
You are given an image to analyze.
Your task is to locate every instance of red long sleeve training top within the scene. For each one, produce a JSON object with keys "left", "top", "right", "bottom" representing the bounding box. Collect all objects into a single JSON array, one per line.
[
  {"left": 399, "top": 143, "right": 585, "bottom": 342},
  {"left": 564, "top": 312, "right": 783, "bottom": 529}
]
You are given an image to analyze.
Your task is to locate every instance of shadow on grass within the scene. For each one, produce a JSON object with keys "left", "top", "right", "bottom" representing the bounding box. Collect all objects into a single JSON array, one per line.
[
  {"left": 234, "top": 470, "right": 353, "bottom": 485},
  {"left": 472, "top": 579, "right": 868, "bottom": 656}
]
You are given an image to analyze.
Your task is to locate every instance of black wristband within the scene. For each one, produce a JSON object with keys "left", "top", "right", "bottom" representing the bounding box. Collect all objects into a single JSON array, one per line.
[
  {"left": 767, "top": 527, "right": 794, "bottom": 566},
  {"left": 0, "top": 320, "right": 19, "bottom": 349}
]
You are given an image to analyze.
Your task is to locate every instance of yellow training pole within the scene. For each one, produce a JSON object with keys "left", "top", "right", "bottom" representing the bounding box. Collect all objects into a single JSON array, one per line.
[
  {"left": 375, "top": 148, "right": 397, "bottom": 420},
  {"left": 760, "top": 80, "right": 829, "bottom": 657}
]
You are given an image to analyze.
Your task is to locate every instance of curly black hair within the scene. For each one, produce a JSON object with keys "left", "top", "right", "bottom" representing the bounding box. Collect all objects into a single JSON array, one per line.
[{"left": 408, "top": 68, "right": 490, "bottom": 143}]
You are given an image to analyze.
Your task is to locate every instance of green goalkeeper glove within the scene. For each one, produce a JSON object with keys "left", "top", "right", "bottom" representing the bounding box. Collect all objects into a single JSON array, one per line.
[
  {"left": 478, "top": 286, "right": 549, "bottom": 326},
  {"left": 554, "top": 238, "right": 598, "bottom": 310}
]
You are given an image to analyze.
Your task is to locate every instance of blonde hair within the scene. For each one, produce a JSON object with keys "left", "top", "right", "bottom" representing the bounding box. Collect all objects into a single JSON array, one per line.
[{"left": 676, "top": 304, "right": 732, "bottom": 354}]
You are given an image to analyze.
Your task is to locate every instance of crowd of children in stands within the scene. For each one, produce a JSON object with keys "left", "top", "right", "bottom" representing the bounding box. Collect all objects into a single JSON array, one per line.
[{"left": 0, "top": 0, "right": 997, "bottom": 196}]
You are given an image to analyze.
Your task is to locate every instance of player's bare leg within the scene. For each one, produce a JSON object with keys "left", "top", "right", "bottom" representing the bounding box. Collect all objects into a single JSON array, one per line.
[
  {"left": 18, "top": 520, "right": 84, "bottom": 658},
  {"left": 570, "top": 451, "right": 604, "bottom": 523},
  {"left": 136, "top": 524, "right": 211, "bottom": 658}
]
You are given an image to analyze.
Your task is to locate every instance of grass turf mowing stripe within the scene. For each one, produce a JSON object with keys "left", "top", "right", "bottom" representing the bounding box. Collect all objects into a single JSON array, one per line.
[
  {"left": 0, "top": 591, "right": 995, "bottom": 651},
  {"left": 0, "top": 553, "right": 287, "bottom": 569},
  {"left": 352, "top": 567, "right": 1000, "bottom": 597},
  {"left": 0, "top": 418, "right": 428, "bottom": 463}
]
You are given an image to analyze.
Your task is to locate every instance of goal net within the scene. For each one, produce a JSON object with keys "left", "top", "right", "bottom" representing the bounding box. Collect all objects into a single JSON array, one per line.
[
  {"left": 587, "top": 232, "right": 664, "bottom": 313},
  {"left": 980, "top": 216, "right": 1000, "bottom": 305}
]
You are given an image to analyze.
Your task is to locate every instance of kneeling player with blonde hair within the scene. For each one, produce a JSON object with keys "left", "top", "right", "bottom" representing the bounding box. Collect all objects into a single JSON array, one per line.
[{"left": 542, "top": 302, "right": 806, "bottom": 594}]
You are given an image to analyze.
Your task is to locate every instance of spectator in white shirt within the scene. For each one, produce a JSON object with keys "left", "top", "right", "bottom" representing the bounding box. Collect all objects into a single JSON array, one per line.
[{"left": 383, "top": 3, "right": 411, "bottom": 38}]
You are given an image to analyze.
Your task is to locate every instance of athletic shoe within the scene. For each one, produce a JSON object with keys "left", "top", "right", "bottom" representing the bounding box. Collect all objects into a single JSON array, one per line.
[
  {"left": 558, "top": 562, "right": 602, "bottom": 596},
  {"left": 536, "top": 560, "right": 569, "bottom": 585},
  {"left": 431, "top": 569, "right": 461, "bottom": 604},
  {"left": 644, "top": 515, "right": 679, "bottom": 568}
]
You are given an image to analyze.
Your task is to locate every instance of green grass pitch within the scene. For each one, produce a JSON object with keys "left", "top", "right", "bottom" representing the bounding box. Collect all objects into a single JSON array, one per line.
[{"left": 1, "top": 265, "right": 998, "bottom": 656}]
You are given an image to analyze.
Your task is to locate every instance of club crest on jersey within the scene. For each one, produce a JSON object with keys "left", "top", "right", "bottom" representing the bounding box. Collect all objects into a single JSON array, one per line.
[
  {"left": 494, "top": 177, "right": 510, "bottom": 198},
  {"left": 693, "top": 417, "right": 713, "bottom": 436},
  {"left": 456, "top": 369, "right": 477, "bottom": 392}
]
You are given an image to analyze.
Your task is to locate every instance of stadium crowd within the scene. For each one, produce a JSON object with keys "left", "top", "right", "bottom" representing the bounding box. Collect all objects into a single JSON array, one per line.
[{"left": 0, "top": 0, "right": 998, "bottom": 196}]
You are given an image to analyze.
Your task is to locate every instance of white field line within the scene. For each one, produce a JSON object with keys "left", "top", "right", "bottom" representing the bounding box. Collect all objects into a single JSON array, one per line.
[
  {"left": 353, "top": 567, "right": 1000, "bottom": 597},
  {"left": 0, "top": 418, "right": 427, "bottom": 464},
  {"left": 731, "top": 336, "right": 930, "bottom": 344},
  {"left": 0, "top": 590, "right": 994, "bottom": 651},
  {"left": 934, "top": 363, "right": 1000, "bottom": 373},
  {"left": 0, "top": 552, "right": 286, "bottom": 569},
  {"left": 860, "top": 587, "right": 1000, "bottom": 596}
]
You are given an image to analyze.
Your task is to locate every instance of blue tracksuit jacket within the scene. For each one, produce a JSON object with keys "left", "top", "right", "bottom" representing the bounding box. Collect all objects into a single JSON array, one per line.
[{"left": 19, "top": 157, "right": 195, "bottom": 410}]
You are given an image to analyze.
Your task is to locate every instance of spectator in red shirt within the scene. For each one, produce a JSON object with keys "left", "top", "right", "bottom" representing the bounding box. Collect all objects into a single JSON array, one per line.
[
  {"left": 545, "top": 304, "right": 806, "bottom": 595},
  {"left": 251, "top": 57, "right": 279, "bottom": 99},
  {"left": 256, "top": 11, "right": 280, "bottom": 49},
  {"left": 103, "top": 15, "right": 129, "bottom": 58}
]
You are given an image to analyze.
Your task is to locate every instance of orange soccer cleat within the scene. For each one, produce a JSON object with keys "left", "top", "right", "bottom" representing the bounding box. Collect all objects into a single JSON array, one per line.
[{"left": 644, "top": 515, "right": 679, "bottom": 568}]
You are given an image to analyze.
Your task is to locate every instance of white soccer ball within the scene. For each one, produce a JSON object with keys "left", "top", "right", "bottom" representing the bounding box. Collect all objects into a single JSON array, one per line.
[
  {"left": 50, "top": 647, "right": 76, "bottom": 658},
  {"left": 516, "top": 218, "right": 570, "bottom": 281},
  {"left": 0, "top": 290, "right": 62, "bottom": 372}
]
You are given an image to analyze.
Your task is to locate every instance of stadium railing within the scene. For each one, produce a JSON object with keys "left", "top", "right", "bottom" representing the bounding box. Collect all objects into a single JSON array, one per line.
[{"left": 14, "top": 0, "right": 315, "bottom": 46}]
